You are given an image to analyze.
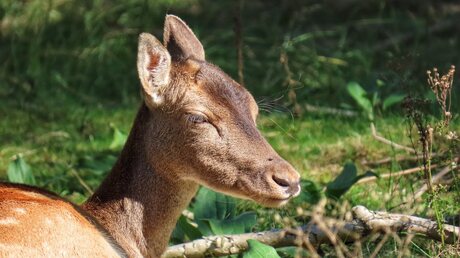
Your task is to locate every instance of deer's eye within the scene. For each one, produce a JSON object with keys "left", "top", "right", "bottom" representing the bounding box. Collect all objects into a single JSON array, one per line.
[{"left": 187, "top": 113, "right": 208, "bottom": 124}]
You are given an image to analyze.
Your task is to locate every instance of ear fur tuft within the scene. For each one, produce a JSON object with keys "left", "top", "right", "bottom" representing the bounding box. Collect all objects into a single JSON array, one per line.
[{"left": 137, "top": 33, "right": 172, "bottom": 106}]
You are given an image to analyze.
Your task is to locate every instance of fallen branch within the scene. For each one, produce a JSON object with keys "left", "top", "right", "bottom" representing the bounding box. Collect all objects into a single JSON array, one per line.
[
  {"left": 357, "top": 164, "right": 439, "bottom": 184},
  {"left": 371, "top": 123, "right": 416, "bottom": 154},
  {"left": 352, "top": 206, "right": 460, "bottom": 244},
  {"left": 162, "top": 206, "right": 460, "bottom": 258}
]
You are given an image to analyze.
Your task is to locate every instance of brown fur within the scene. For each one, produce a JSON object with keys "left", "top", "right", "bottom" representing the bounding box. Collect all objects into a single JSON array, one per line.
[
  {"left": 0, "top": 15, "right": 300, "bottom": 258},
  {"left": 0, "top": 183, "right": 127, "bottom": 257}
]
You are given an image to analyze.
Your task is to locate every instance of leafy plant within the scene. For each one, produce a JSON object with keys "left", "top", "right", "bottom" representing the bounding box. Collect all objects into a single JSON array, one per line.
[
  {"left": 291, "top": 179, "right": 321, "bottom": 206},
  {"left": 109, "top": 125, "right": 127, "bottom": 150},
  {"left": 7, "top": 155, "right": 36, "bottom": 185},
  {"left": 172, "top": 187, "right": 257, "bottom": 244},
  {"left": 347, "top": 81, "right": 405, "bottom": 121},
  {"left": 193, "top": 187, "right": 257, "bottom": 236},
  {"left": 326, "top": 163, "right": 376, "bottom": 200},
  {"left": 243, "top": 239, "right": 280, "bottom": 258},
  {"left": 170, "top": 215, "right": 202, "bottom": 243}
]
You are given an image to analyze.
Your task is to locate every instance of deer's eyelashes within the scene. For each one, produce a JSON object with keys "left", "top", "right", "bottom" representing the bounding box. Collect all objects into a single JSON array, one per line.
[
  {"left": 185, "top": 113, "right": 221, "bottom": 136},
  {"left": 186, "top": 113, "right": 209, "bottom": 124}
]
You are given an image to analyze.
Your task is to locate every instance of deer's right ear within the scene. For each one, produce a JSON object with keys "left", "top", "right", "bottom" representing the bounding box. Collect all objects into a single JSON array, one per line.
[{"left": 137, "top": 33, "right": 171, "bottom": 106}]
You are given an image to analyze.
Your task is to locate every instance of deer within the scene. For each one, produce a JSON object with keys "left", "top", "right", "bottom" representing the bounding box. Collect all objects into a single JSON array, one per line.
[{"left": 0, "top": 15, "right": 301, "bottom": 258}]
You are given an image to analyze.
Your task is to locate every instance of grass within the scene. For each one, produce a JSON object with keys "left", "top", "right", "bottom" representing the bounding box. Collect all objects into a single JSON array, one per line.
[{"left": 1, "top": 0, "right": 460, "bottom": 256}]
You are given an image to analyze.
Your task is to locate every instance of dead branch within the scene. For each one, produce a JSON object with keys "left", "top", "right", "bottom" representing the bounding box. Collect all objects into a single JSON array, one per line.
[
  {"left": 352, "top": 206, "right": 460, "bottom": 243},
  {"left": 357, "top": 164, "right": 439, "bottom": 184},
  {"left": 361, "top": 153, "right": 443, "bottom": 166},
  {"left": 371, "top": 123, "right": 416, "bottom": 153},
  {"left": 162, "top": 206, "right": 460, "bottom": 258}
]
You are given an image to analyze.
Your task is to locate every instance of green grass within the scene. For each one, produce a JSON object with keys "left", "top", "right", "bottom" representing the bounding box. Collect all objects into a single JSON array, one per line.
[{"left": 1, "top": 0, "right": 460, "bottom": 256}]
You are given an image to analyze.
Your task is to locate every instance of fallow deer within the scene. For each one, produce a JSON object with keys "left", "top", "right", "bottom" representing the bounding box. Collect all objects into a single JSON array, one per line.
[{"left": 0, "top": 15, "right": 301, "bottom": 258}]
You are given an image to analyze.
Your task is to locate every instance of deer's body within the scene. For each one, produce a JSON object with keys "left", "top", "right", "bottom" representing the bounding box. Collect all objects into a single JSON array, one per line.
[
  {"left": 0, "top": 15, "right": 300, "bottom": 258},
  {"left": 0, "top": 183, "right": 126, "bottom": 257}
]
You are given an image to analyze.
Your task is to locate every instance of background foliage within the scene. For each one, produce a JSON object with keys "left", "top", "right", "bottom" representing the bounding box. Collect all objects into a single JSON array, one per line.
[{"left": 1, "top": 0, "right": 459, "bottom": 256}]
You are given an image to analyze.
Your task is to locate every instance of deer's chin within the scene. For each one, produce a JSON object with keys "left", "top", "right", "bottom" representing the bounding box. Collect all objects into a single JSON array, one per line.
[
  {"left": 216, "top": 190, "right": 293, "bottom": 208},
  {"left": 251, "top": 196, "right": 293, "bottom": 208}
]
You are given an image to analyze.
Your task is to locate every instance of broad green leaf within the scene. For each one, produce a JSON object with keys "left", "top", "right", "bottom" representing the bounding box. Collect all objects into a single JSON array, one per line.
[
  {"left": 292, "top": 179, "right": 321, "bottom": 205},
  {"left": 346, "top": 82, "right": 373, "bottom": 120},
  {"left": 326, "top": 163, "right": 377, "bottom": 199},
  {"left": 193, "top": 187, "right": 237, "bottom": 235},
  {"left": 383, "top": 94, "right": 405, "bottom": 110},
  {"left": 171, "top": 215, "right": 202, "bottom": 244},
  {"left": 243, "top": 239, "right": 280, "bottom": 258},
  {"left": 7, "top": 155, "right": 36, "bottom": 185},
  {"left": 110, "top": 126, "right": 127, "bottom": 149},
  {"left": 276, "top": 246, "right": 309, "bottom": 257},
  {"left": 193, "top": 187, "right": 236, "bottom": 220},
  {"left": 206, "top": 212, "right": 257, "bottom": 235}
]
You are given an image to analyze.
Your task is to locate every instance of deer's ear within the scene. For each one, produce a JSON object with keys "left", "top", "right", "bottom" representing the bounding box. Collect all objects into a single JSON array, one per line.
[
  {"left": 163, "top": 15, "right": 205, "bottom": 61},
  {"left": 137, "top": 33, "right": 171, "bottom": 106}
]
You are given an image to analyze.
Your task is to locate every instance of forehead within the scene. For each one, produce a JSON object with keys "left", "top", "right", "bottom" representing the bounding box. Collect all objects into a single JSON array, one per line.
[{"left": 194, "top": 62, "right": 258, "bottom": 116}]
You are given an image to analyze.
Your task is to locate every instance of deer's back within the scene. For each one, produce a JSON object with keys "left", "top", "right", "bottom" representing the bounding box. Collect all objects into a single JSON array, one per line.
[{"left": 0, "top": 183, "right": 125, "bottom": 258}]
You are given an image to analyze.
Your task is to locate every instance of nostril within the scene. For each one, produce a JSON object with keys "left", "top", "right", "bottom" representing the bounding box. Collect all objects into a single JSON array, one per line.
[
  {"left": 288, "top": 181, "right": 301, "bottom": 196},
  {"left": 272, "top": 175, "right": 290, "bottom": 188},
  {"left": 267, "top": 158, "right": 273, "bottom": 161}
]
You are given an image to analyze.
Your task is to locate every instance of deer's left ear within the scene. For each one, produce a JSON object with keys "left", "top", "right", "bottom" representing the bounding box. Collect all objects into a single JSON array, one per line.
[
  {"left": 137, "top": 33, "right": 171, "bottom": 106},
  {"left": 163, "top": 15, "right": 205, "bottom": 61}
]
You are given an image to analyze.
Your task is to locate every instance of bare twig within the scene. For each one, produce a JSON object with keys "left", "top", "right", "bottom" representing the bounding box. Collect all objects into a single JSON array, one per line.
[
  {"left": 162, "top": 206, "right": 460, "bottom": 258},
  {"left": 371, "top": 123, "right": 416, "bottom": 153},
  {"left": 69, "top": 169, "right": 94, "bottom": 195},
  {"left": 414, "top": 162, "right": 459, "bottom": 200},
  {"left": 357, "top": 164, "right": 439, "bottom": 184},
  {"left": 361, "top": 153, "right": 443, "bottom": 166}
]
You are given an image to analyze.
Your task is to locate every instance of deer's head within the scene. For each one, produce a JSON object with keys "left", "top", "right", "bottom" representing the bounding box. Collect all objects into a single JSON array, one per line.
[{"left": 136, "top": 15, "right": 300, "bottom": 207}]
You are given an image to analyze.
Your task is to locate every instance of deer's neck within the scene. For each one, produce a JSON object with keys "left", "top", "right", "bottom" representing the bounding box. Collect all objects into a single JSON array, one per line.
[{"left": 83, "top": 104, "right": 199, "bottom": 258}]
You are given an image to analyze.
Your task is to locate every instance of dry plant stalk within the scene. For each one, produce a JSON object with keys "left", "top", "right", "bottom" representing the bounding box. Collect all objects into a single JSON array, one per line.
[
  {"left": 427, "top": 65, "right": 455, "bottom": 126},
  {"left": 404, "top": 65, "right": 456, "bottom": 197}
]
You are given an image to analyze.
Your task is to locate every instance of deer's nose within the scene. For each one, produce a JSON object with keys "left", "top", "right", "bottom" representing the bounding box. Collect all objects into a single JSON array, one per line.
[{"left": 272, "top": 174, "right": 301, "bottom": 196}]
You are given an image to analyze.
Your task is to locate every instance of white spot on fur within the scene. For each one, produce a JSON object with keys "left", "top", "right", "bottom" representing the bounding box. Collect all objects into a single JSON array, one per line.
[
  {"left": 44, "top": 218, "right": 53, "bottom": 226},
  {"left": 13, "top": 207, "right": 27, "bottom": 215},
  {"left": 151, "top": 92, "right": 163, "bottom": 105},
  {"left": 0, "top": 217, "right": 19, "bottom": 225}
]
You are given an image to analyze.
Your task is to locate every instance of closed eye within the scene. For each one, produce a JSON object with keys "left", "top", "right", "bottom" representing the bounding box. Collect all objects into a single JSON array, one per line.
[{"left": 186, "top": 113, "right": 208, "bottom": 124}]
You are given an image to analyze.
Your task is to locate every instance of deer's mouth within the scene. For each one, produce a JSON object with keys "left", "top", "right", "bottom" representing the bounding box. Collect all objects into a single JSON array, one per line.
[
  {"left": 250, "top": 195, "right": 295, "bottom": 208},
  {"left": 235, "top": 179, "right": 301, "bottom": 208}
]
